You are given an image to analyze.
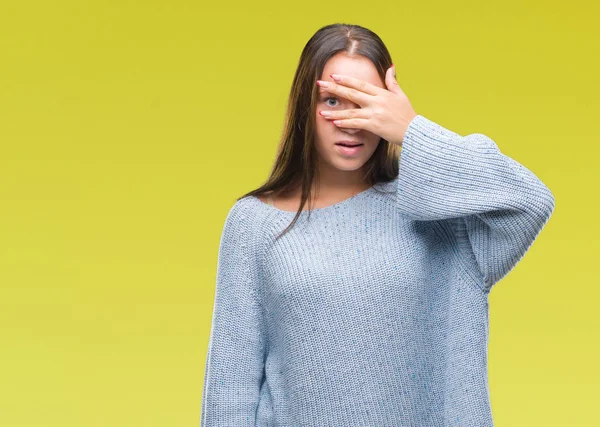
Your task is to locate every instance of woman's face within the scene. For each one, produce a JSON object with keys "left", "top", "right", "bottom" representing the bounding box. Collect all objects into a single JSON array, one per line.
[{"left": 314, "top": 53, "right": 385, "bottom": 176}]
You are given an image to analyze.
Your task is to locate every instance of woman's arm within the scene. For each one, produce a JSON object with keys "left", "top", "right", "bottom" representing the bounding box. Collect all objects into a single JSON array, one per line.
[
  {"left": 201, "top": 200, "right": 265, "bottom": 426},
  {"left": 395, "top": 115, "right": 555, "bottom": 293}
]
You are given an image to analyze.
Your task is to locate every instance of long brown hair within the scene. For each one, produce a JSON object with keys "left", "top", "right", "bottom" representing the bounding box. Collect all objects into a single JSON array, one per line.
[{"left": 239, "top": 23, "right": 401, "bottom": 241}]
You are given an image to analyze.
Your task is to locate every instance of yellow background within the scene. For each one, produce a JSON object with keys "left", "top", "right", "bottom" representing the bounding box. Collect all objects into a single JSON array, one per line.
[{"left": 1, "top": 1, "right": 598, "bottom": 426}]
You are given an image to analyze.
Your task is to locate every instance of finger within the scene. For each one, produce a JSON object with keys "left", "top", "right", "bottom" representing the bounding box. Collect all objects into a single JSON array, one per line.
[
  {"left": 319, "top": 108, "right": 370, "bottom": 120},
  {"left": 329, "top": 73, "right": 385, "bottom": 96},
  {"left": 317, "top": 80, "right": 372, "bottom": 107},
  {"left": 385, "top": 65, "right": 403, "bottom": 96},
  {"left": 332, "top": 118, "right": 373, "bottom": 132}
]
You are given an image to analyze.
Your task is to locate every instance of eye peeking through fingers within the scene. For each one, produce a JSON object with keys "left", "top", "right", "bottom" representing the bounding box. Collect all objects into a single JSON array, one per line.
[{"left": 323, "top": 97, "right": 340, "bottom": 107}]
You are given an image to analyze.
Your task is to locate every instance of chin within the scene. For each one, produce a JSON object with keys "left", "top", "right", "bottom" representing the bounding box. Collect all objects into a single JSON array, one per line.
[{"left": 331, "top": 159, "right": 366, "bottom": 171}]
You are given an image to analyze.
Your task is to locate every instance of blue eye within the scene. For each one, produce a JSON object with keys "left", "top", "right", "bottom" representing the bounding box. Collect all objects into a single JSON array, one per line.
[{"left": 324, "top": 97, "right": 339, "bottom": 107}]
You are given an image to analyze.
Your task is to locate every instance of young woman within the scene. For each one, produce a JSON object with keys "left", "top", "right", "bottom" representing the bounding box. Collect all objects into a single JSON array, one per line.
[{"left": 201, "top": 23, "right": 555, "bottom": 427}]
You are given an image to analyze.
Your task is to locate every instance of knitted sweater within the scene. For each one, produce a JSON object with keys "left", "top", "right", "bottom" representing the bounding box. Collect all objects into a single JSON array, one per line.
[{"left": 200, "top": 114, "right": 555, "bottom": 427}]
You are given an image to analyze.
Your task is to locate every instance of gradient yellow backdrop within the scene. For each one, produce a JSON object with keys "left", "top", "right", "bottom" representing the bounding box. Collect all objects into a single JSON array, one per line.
[{"left": 1, "top": 1, "right": 597, "bottom": 426}]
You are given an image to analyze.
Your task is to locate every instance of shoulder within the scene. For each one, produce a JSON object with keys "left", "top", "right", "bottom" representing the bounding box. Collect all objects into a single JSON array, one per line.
[
  {"left": 223, "top": 196, "right": 255, "bottom": 230},
  {"left": 226, "top": 195, "right": 255, "bottom": 217},
  {"left": 221, "top": 196, "right": 267, "bottom": 244},
  {"left": 217, "top": 198, "right": 266, "bottom": 279}
]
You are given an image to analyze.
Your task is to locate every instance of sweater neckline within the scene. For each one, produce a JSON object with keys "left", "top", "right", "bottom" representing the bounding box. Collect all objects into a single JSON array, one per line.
[{"left": 251, "top": 184, "right": 377, "bottom": 215}]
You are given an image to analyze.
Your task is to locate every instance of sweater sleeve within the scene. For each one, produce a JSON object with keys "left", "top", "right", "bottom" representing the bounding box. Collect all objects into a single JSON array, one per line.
[
  {"left": 200, "top": 200, "right": 266, "bottom": 426},
  {"left": 395, "top": 115, "right": 555, "bottom": 293}
]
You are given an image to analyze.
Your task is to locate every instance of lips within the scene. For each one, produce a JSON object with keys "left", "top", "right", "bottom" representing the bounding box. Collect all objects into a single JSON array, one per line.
[
  {"left": 335, "top": 143, "right": 364, "bottom": 156},
  {"left": 335, "top": 141, "right": 363, "bottom": 147}
]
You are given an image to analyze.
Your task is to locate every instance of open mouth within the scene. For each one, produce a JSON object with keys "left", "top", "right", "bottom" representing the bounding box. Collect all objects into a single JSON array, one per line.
[
  {"left": 335, "top": 143, "right": 364, "bottom": 147},
  {"left": 335, "top": 143, "right": 364, "bottom": 156}
]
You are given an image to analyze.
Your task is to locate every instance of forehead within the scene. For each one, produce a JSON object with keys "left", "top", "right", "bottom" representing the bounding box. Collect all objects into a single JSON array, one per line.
[{"left": 320, "top": 53, "right": 384, "bottom": 89}]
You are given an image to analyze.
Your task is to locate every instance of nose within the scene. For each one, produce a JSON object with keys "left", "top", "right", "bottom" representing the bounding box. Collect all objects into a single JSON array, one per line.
[
  {"left": 337, "top": 101, "right": 361, "bottom": 133},
  {"left": 339, "top": 127, "right": 360, "bottom": 134}
]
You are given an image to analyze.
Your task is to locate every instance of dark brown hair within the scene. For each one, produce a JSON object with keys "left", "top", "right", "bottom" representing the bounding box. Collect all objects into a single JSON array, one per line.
[{"left": 239, "top": 23, "right": 400, "bottom": 241}]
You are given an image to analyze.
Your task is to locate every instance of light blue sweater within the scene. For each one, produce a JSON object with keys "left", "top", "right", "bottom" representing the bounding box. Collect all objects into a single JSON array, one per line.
[{"left": 200, "top": 115, "right": 555, "bottom": 426}]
